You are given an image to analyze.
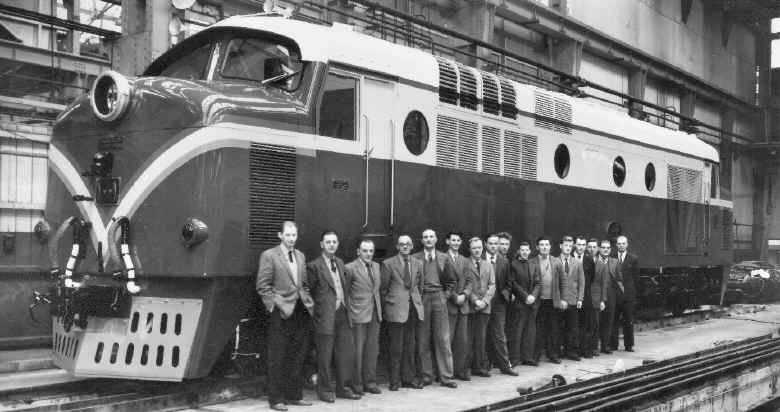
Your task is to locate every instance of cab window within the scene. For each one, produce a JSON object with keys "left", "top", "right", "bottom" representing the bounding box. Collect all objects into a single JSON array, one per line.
[
  {"left": 317, "top": 72, "right": 358, "bottom": 140},
  {"left": 157, "top": 42, "right": 213, "bottom": 80},
  {"left": 219, "top": 37, "right": 303, "bottom": 91}
]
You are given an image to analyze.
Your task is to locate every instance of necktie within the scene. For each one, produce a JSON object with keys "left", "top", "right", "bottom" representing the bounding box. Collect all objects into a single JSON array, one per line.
[
  {"left": 403, "top": 257, "right": 411, "bottom": 287},
  {"left": 330, "top": 258, "right": 337, "bottom": 272},
  {"left": 366, "top": 262, "right": 375, "bottom": 288},
  {"left": 620, "top": 253, "right": 624, "bottom": 263},
  {"left": 491, "top": 255, "right": 496, "bottom": 265},
  {"left": 288, "top": 250, "right": 294, "bottom": 263},
  {"left": 565, "top": 257, "right": 569, "bottom": 274},
  {"left": 475, "top": 260, "right": 481, "bottom": 275}
]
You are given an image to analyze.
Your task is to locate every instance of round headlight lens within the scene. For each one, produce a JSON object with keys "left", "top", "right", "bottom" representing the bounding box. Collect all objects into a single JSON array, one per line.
[{"left": 91, "top": 71, "right": 131, "bottom": 122}]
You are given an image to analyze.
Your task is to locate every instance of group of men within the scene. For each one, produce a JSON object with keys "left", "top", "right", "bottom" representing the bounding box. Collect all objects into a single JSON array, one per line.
[{"left": 255, "top": 221, "right": 639, "bottom": 411}]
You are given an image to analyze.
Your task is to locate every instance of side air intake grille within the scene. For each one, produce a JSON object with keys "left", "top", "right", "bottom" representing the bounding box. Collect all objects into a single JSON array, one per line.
[
  {"left": 504, "top": 130, "right": 537, "bottom": 180},
  {"left": 667, "top": 165, "right": 702, "bottom": 203},
  {"left": 481, "top": 126, "right": 501, "bottom": 175},
  {"left": 721, "top": 209, "right": 733, "bottom": 250},
  {"left": 520, "top": 134, "right": 538, "bottom": 180},
  {"left": 249, "top": 143, "right": 296, "bottom": 249},
  {"left": 482, "top": 73, "right": 500, "bottom": 115},
  {"left": 457, "top": 64, "right": 478, "bottom": 110},
  {"left": 436, "top": 115, "right": 478, "bottom": 172},
  {"left": 534, "top": 91, "right": 572, "bottom": 134},
  {"left": 436, "top": 58, "right": 458, "bottom": 105},
  {"left": 499, "top": 79, "right": 517, "bottom": 119},
  {"left": 554, "top": 97, "right": 572, "bottom": 134}
]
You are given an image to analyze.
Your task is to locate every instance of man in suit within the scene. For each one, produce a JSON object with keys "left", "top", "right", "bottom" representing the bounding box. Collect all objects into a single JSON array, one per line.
[
  {"left": 597, "top": 239, "right": 624, "bottom": 354},
  {"left": 443, "top": 231, "right": 473, "bottom": 380},
  {"left": 256, "top": 221, "right": 314, "bottom": 411},
  {"left": 345, "top": 239, "right": 382, "bottom": 395},
  {"left": 559, "top": 236, "right": 585, "bottom": 361},
  {"left": 381, "top": 235, "right": 425, "bottom": 391},
  {"left": 508, "top": 241, "right": 540, "bottom": 366},
  {"left": 578, "top": 237, "right": 605, "bottom": 358},
  {"left": 413, "top": 229, "right": 458, "bottom": 388},
  {"left": 307, "top": 231, "right": 359, "bottom": 403},
  {"left": 485, "top": 234, "right": 518, "bottom": 375},
  {"left": 530, "top": 236, "right": 567, "bottom": 364},
  {"left": 467, "top": 237, "right": 495, "bottom": 377},
  {"left": 612, "top": 235, "right": 639, "bottom": 352},
  {"left": 497, "top": 232, "right": 513, "bottom": 260}
]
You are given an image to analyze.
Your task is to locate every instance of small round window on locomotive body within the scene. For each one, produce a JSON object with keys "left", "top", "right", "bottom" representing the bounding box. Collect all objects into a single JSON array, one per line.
[
  {"left": 554, "top": 144, "right": 570, "bottom": 179},
  {"left": 613, "top": 156, "right": 626, "bottom": 187},
  {"left": 645, "top": 162, "right": 656, "bottom": 191},
  {"left": 403, "top": 111, "right": 429, "bottom": 155}
]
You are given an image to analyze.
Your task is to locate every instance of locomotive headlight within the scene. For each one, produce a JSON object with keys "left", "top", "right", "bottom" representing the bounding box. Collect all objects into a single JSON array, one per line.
[
  {"left": 181, "top": 218, "right": 208, "bottom": 248},
  {"left": 90, "top": 71, "right": 131, "bottom": 122}
]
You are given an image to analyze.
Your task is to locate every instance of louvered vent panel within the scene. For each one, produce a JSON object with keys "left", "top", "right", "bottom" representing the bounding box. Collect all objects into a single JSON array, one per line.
[
  {"left": 457, "top": 120, "right": 478, "bottom": 171},
  {"left": 721, "top": 209, "right": 733, "bottom": 250},
  {"left": 667, "top": 165, "right": 702, "bottom": 203},
  {"left": 503, "top": 130, "right": 522, "bottom": 178},
  {"left": 534, "top": 91, "right": 555, "bottom": 130},
  {"left": 482, "top": 73, "right": 500, "bottom": 115},
  {"left": 481, "top": 126, "right": 501, "bottom": 175},
  {"left": 520, "top": 134, "right": 538, "bottom": 180},
  {"left": 554, "top": 98, "right": 572, "bottom": 135},
  {"left": 499, "top": 80, "right": 517, "bottom": 119},
  {"left": 249, "top": 143, "right": 296, "bottom": 249},
  {"left": 436, "top": 58, "right": 458, "bottom": 105},
  {"left": 458, "top": 64, "right": 478, "bottom": 110},
  {"left": 436, "top": 115, "right": 458, "bottom": 168}
]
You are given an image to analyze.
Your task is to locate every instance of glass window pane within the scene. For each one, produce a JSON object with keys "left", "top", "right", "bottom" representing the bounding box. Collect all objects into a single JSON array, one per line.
[
  {"left": 318, "top": 73, "right": 357, "bottom": 140},
  {"left": 220, "top": 38, "right": 301, "bottom": 87},
  {"left": 159, "top": 42, "right": 212, "bottom": 80}
]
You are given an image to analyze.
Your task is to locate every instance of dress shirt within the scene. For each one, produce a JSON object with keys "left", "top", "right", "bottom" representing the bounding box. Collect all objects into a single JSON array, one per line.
[
  {"left": 324, "top": 253, "right": 344, "bottom": 307},
  {"left": 283, "top": 244, "right": 298, "bottom": 285}
]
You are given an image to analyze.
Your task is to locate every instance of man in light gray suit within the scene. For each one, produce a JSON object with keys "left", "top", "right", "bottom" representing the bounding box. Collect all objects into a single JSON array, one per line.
[
  {"left": 467, "top": 237, "right": 495, "bottom": 377},
  {"left": 381, "top": 235, "right": 425, "bottom": 391},
  {"left": 531, "top": 236, "right": 567, "bottom": 364},
  {"left": 559, "top": 235, "right": 585, "bottom": 361},
  {"left": 256, "top": 221, "right": 314, "bottom": 411},
  {"left": 345, "top": 239, "right": 382, "bottom": 395}
]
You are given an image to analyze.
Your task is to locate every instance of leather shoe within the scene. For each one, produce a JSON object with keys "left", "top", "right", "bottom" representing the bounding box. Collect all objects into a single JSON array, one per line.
[
  {"left": 454, "top": 373, "right": 471, "bottom": 381},
  {"left": 440, "top": 379, "right": 458, "bottom": 388},
  {"left": 500, "top": 368, "right": 519, "bottom": 376},
  {"left": 625, "top": 347, "right": 634, "bottom": 352},
  {"left": 317, "top": 392, "right": 335, "bottom": 403},
  {"left": 566, "top": 354, "right": 581, "bottom": 361},
  {"left": 548, "top": 358, "right": 561, "bottom": 364},
  {"left": 270, "top": 403, "right": 288, "bottom": 411},
  {"left": 473, "top": 370, "right": 491, "bottom": 377},
  {"left": 364, "top": 385, "right": 381, "bottom": 394},
  {"left": 601, "top": 348, "right": 613, "bottom": 354},
  {"left": 583, "top": 353, "right": 593, "bottom": 359},
  {"left": 351, "top": 387, "right": 364, "bottom": 396},
  {"left": 286, "top": 400, "right": 313, "bottom": 406},
  {"left": 336, "top": 388, "right": 361, "bottom": 400},
  {"left": 389, "top": 382, "right": 400, "bottom": 391},
  {"left": 421, "top": 376, "right": 433, "bottom": 386},
  {"left": 521, "top": 360, "right": 539, "bottom": 367},
  {"left": 402, "top": 381, "right": 424, "bottom": 389}
]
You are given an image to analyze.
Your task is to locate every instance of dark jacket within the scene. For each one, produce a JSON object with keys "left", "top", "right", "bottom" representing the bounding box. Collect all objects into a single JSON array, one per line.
[
  {"left": 486, "top": 253, "right": 511, "bottom": 305},
  {"left": 616, "top": 252, "right": 640, "bottom": 302},
  {"left": 445, "top": 251, "right": 473, "bottom": 315},
  {"left": 307, "top": 255, "right": 350, "bottom": 335},
  {"left": 508, "top": 258, "right": 541, "bottom": 308}
]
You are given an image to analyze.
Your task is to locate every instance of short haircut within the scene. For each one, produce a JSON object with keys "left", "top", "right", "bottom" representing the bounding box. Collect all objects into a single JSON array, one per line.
[
  {"left": 600, "top": 239, "right": 611, "bottom": 247},
  {"left": 280, "top": 221, "right": 297, "bottom": 232},
  {"left": 497, "top": 232, "right": 513, "bottom": 241},
  {"left": 446, "top": 230, "right": 463, "bottom": 240},
  {"left": 422, "top": 228, "right": 437, "bottom": 236},
  {"left": 518, "top": 241, "right": 531, "bottom": 248},
  {"left": 560, "top": 235, "right": 574, "bottom": 244},
  {"left": 320, "top": 229, "right": 338, "bottom": 240},
  {"left": 617, "top": 235, "right": 628, "bottom": 242},
  {"left": 536, "top": 235, "right": 551, "bottom": 245},
  {"left": 575, "top": 235, "right": 587, "bottom": 243},
  {"left": 486, "top": 234, "right": 500, "bottom": 242},
  {"left": 358, "top": 238, "right": 375, "bottom": 249},
  {"left": 468, "top": 237, "right": 483, "bottom": 247},
  {"left": 587, "top": 238, "right": 599, "bottom": 244}
]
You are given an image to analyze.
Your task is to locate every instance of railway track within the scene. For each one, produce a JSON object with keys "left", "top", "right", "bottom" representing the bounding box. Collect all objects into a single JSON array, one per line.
[{"left": 465, "top": 334, "right": 780, "bottom": 412}]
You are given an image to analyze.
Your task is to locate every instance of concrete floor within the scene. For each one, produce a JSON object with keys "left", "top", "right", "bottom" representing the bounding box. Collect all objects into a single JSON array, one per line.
[{"left": 178, "top": 305, "right": 780, "bottom": 412}]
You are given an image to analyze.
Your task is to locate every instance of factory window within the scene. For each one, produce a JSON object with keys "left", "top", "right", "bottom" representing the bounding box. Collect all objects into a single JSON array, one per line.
[
  {"left": 159, "top": 42, "right": 214, "bottom": 81},
  {"left": 220, "top": 37, "right": 303, "bottom": 91},
  {"left": 645, "top": 162, "right": 656, "bottom": 191},
  {"left": 403, "top": 111, "right": 429, "bottom": 155},
  {"left": 613, "top": 156, "right": 626, "bottom": 187},
  {"left": 318, "top": 72, "right": 358, "bottom": 140},
  {"left": 554, "top": 144, "right": 570, "bottom": 179}
]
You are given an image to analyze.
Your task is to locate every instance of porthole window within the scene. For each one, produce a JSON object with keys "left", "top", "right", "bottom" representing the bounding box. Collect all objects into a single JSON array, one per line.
[
  {"left": 645, "top": 162, "right": 656, "bottom": 191},
  {"left": 403, "top": 111, "right": 429, "bottom": 155},
  {"left": 554, "top": 144, "right": 570, "bottom": 179},
  {"left": 613, "top": 156, "right": 626, "bottom": 187}
]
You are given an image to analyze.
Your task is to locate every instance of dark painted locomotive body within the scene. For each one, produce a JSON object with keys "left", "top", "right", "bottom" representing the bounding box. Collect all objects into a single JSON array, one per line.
[{"left": 41, "top": 16, "right": 731, "bottom": 380}]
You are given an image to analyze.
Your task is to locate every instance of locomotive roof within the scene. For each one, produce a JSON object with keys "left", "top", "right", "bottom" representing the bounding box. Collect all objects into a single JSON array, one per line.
[{"left": 210, "top": 15, "right": 719, "bottom": 163}]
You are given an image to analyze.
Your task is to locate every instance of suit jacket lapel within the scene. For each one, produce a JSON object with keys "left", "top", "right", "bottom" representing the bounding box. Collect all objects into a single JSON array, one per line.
[
  {"left": 277, "top": 245, "right": 297, "bottom": 285},
  {"left": 319, "top": 256, "right": 335, "bottom": 291}
]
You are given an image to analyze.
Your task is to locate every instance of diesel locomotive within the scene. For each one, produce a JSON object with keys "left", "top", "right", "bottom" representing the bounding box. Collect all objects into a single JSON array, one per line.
[{"left": 35, "top": 13, "right": 732, "bottom": 381}]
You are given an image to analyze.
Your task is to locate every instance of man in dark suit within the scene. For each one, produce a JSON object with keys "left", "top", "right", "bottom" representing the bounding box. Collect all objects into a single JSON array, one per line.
[
  {"left": 559, "top": 235, "right": 585, "bottom": 361},
  {"left": 612, "top": 235, "right": 639, "bottom": 352},
  {"left": 485, "top": 234, "right": 518, "bottom": 375},
  {"left": 467, "top": 237, "right": 495, "bottom": 377},
  {"left": 578, "top": 237, "right": 606, "bottom": 358},
  {"left": 444, "top": 231, "right": 472, "bottom": 380},
  {"left": 256, "top": 221, "right": 314, "bottom": 411},
  {"left": 381, "top": 235, "right": 425, "bottom": 391},
  {"left": 307, "top": 231, "right": 359, "bottom": 403},
  {"left": 497, "top": 232, "right": 513, "bottom": 260},
  {"left": 345, "top": 239, "right": 382, "bottom": 395},
  {"left": 597, "top": 239, "right": 624, "bottom": 354},
  {"left": 413, "top": 229, "right": 458, "bottom": 388},
  {"left": 530, "top": 236, "right": 567, "bottom": 364},
  {"left": 508, "top": 241, "right": 540, "bottom": 366}
]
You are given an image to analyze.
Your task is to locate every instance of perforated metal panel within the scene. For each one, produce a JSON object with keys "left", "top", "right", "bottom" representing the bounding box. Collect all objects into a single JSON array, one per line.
[
  {"left": 554, "top": 98, "right": 572, "bottom": 134},
  {"left": 457, "top": 120, "right": 478, "bottom": 171},
  {"left": 481, "top": 126, "right": 501, "bottom": 175},
  {"left": 436, "top": 58, "right": 458, "bottom": 105},
  {"left": 520, "top": 134, "right": 538, "bottom": 180},
  {"left": 534, "top": 91, "right": 555, "bottom": 130},
  {"left": 52, "top": 297, "right": 203, "bottom": 381},
  {"left": 722, "top": 209, "right": 733, "bottom": 250},
  {"left": 249, "top": 143, "right": 296, "bottom": 250},
  {"left": 503, "top": 130, "right": 522, "bottom": 179},
  {"left": 481, "top": 72, "right": 500, "bottom": 115},
  {"left": 436, "top": 115, "right": 458, "bottom": 168},
  {"left": 499, "top": 79, "right": 517, "bottom": 119},
  {"left": 457, "top": 64, "right": 478, "bottom": 110},
  {"left": 667, "top": 165, "right": 702, "bottom": 203}
]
